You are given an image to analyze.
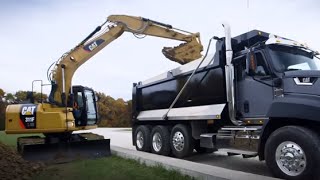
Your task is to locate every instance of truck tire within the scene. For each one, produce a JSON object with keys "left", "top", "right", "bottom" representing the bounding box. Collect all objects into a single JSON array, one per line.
[
  {"left": 150, "top": 126, "right": 171, "bottom": 156},
  {"left": 135, "top": 125, "right": 151, "bottom": 152},
  {"left": 170, "top": 124, "right": 194, "bottom": 158},
  {"left": 265, "top": 126, "right": 320, "bottom": 180}
]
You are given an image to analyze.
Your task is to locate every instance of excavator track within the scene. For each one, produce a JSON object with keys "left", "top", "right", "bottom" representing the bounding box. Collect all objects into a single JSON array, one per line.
[{"left": 17, "top": 133, "right": 110, "bottom": 163}]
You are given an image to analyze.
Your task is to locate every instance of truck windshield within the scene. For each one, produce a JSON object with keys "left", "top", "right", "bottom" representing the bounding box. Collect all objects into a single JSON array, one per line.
[{"left": 267, "top": 45, "right": 320, "bottom": 72}]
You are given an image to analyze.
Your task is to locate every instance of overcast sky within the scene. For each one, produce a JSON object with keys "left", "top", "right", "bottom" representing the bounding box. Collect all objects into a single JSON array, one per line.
[{"left": 0, "top": 0, "right": 319, "bottom": 100}]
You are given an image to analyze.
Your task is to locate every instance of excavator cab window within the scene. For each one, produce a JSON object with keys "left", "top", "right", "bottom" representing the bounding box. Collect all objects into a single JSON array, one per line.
[
  {"left": 84, "top": 89, "right": 98, "bottom": 125},
  {"left": 73, "top": 92, "right": 83, "bottom": 122},
  {"left": 72, "top": 86, "right": 98, "bottom": 126}
]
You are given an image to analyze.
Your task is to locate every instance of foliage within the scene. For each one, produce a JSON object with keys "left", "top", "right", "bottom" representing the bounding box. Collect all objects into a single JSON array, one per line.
[
  {"left": 0, "top": 89, "right": 7, "bottom": 130},
  {"left": 0, "top": 88, "right": 4, "bottom": 98},
  {"left": 5, "top": 93, "right": 15, "bottom": 102},
  {"left": 96, "top": 92, "right": 132, "bottom": 127},
  {"left": 0, "top": 101, "right": 6, "bottom": 130},
  {"left": 15, "top": 90, "right": 48, "bottom": 103}
]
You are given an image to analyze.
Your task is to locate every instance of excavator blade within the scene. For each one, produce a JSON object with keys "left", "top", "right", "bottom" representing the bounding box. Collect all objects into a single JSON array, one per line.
[
  {"left": 18, "top": 134, "right": 110, "bottom": 163},
  {"left": 162, "top": 39, "right": 203, "bottom": 65}
]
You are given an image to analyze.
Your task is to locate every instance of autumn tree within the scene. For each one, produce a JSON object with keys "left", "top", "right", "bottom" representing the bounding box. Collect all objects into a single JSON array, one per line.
[
  {"left": 0, "top": 88, "right": 4, "bottom": 98},
  {"left": 96, "top": 92, "right": 132, "bottom": 127}
]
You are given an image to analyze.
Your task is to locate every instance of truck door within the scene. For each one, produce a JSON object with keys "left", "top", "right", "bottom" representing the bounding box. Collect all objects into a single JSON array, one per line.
[{"left": 234, "top": 51, "right": 274, "bottom": 118}]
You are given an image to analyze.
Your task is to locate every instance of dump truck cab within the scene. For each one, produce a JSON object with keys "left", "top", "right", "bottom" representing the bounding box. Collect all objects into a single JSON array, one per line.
[{"left": 232, "top": 31, "right": 320, "bottom": 123}]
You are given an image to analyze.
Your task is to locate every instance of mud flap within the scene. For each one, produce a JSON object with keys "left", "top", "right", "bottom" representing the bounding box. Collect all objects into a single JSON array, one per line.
[{"left": 20, "top": 139, "right": 110, "bottom": 163}]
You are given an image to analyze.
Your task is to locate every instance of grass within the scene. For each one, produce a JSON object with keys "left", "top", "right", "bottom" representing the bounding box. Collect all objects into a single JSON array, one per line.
[
  {"left": 0, "top": 131, "right": 194, "bottom": 180},
  {"left": 33, "top": 156, "right": 194, "bottom": 180},
  {"left": 0, "top": 131, "right": 42, "bottom": 147}
]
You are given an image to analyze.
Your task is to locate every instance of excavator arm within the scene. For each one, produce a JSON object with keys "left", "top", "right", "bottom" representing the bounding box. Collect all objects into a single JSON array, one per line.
[{"left": 49, "top": 15, "right": 203, "bottom": 106}]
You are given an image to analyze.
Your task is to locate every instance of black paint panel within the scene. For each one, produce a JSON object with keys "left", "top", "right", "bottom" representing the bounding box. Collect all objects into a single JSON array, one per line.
[
  {"left": 137, "top": 67, "right": 226, "bottom": 111},
  {"left": 267, "top": 94, "right": 320, "bottom": 122}
]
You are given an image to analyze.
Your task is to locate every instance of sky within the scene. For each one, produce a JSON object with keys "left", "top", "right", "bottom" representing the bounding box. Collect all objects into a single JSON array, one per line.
[{"left": 0, "top": 0, "right": 320, "bottom": 100}]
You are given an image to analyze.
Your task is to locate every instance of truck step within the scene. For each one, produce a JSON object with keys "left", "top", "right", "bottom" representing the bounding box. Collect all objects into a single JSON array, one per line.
[
  {"left": 215, "top": 126, "right": 262, "bottom": 153},
  {"left": 219, "top": 148, "right": 258, "bottom": 157},
  {"left": 220, "top": 126, "right": 262, "bottom": 131}
]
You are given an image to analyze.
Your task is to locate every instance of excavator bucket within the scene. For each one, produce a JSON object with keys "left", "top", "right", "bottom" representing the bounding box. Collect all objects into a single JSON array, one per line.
[
  {"left": 17, "top": 134, "right": 110, "bottom": 163},
  {"left": 162, "top": 38, "right": 203, "bottom": 65}
]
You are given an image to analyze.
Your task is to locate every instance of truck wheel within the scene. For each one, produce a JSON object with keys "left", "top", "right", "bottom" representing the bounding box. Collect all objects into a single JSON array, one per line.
[
  {"left": 265, "top": 126, "right": 320, "bottom": 180},
  {"left": 170, "top": 124, "right": 194, "bottom": 158},
  {"left": 135, "top": 125, "right": 151, "bottom": 152},
  {"left": 150, "top": 126, "right": 171, "bottom": 156}
]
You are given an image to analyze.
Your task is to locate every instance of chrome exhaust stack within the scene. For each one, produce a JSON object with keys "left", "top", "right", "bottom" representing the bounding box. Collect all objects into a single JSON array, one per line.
[{"left": 222, "top": 23, "right": 243, "bottom": 126}]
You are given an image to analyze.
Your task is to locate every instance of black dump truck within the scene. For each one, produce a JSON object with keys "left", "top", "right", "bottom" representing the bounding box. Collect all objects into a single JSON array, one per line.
[{"left": 131, "top": 24, "right": 320, "bottom": 180}]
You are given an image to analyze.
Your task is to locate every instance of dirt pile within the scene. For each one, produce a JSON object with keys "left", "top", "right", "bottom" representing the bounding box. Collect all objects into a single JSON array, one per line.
[{"left": 0, "top": 142, "right": 44, "bottom": 180}]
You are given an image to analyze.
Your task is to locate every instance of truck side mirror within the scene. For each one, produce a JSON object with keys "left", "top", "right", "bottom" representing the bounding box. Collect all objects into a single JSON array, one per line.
[{"left": 246, "top": 51, "right": 257, "bottom": 76}]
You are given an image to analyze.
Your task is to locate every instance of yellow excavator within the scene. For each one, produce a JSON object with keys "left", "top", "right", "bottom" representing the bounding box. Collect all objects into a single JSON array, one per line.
[{"left": 4, "top": 14, "right": 203, "bottom": 162}]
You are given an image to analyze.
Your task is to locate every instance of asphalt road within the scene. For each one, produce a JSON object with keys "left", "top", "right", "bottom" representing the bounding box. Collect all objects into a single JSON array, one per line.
[{"left": 83, "top": 128, "right": 272, "bottom": 177}]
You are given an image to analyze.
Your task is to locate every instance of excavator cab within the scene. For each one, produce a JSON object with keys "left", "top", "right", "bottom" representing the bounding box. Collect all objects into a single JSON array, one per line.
[
  {"left": 71, "top": 86, "right": 98, "bottom": 127},
  {"left": 12, "top": 86, "right": 109, "bottom": 163}
]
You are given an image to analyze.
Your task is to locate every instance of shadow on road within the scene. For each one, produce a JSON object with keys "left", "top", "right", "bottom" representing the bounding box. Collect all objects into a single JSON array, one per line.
[{"left": 185, "top": 152, "right": 271, "bottom": 176}]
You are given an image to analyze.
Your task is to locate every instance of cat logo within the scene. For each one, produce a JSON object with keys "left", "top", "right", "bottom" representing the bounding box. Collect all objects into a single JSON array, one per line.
[
  {"left": 83, "top": 39, "right": 105, "bottom": 52},
  {"left": 20, "top": 105, "right": 37, "bottom": 129},
  {"left": 21, "top": 106, "right": 36, "bottom": 116},
  {"left": 88, "top": 41, "right": 98, "bottom": 51}
]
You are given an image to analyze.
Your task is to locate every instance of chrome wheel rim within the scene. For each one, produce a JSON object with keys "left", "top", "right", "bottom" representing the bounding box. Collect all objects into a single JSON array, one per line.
[
  {"left": 172, "top": 131, "right": 184, "bottom": 152},
  {"left": 275, "top": 141, "right": 306, "bottom": 176},
  {"left": 152, "top": 132, "right": 162, "bottom": 152},
  {"left": 136, "top": 131, "right": 144, "bottom": 149}
]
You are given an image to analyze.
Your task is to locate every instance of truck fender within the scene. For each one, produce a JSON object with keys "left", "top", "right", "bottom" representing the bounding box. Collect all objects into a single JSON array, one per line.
[{"left": 258, "top": 94, "right": 320, "bottom": 160}]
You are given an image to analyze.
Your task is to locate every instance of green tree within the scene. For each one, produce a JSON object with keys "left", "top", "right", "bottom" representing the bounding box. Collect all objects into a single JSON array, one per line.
[
  {"left": 15, "top": 91, "right": 47, "bottom": 103},
  {"left": 33, "top": 92, "right": 48, "bottom": 103},
  {"left": 5, "top": 93, "right": 15, "bottom": 102},
  {"left": 15, "top": 90, "right": 27, "bottom": 102}
]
